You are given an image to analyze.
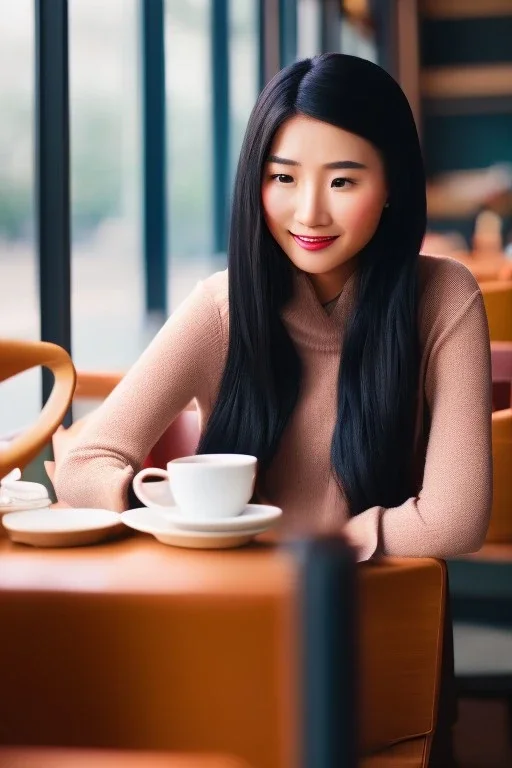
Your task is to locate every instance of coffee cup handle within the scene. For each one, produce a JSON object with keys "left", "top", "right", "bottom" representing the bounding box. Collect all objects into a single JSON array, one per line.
[{"left": 132, "top": 467, "right": 170, "bottom": 508}]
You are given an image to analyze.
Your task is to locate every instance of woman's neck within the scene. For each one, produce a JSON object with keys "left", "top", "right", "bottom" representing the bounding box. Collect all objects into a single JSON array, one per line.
[{"left": 305, "top": 258, "right": 359, "bottom": 304}]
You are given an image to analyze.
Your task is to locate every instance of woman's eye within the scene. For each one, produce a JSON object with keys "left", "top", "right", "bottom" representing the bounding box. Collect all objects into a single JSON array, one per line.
[
  {"left": 331, "top": 177, "right": 355, "bottom": 188},
  {"left": 271, "top": 174, "right": 293, "bottom": 184}
]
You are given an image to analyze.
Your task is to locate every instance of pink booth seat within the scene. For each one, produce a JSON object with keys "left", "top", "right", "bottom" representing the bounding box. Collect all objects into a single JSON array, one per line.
[
  {"left": 491, "top": 342, "right": 512, "bottom": 411},
  {"left": 144, "top": 408, "right": 200, "bottom": 470},
  {"left": 492, "top": 341, "right": 512, "bottom": 379}
]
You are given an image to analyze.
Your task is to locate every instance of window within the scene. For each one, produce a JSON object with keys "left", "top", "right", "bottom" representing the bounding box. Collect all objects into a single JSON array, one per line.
[{"left": 0, "top": 0, "right": 38, "bottom": 436}]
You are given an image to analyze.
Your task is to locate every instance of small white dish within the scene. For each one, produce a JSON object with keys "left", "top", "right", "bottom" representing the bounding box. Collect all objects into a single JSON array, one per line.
[
  {"left": 2, "top": 508, "right": 124, "bottom": 548},
  {"left": 120, "top": 508, "right": 274, "bottom": 549},
  {"left": 0, "top": 479, "right": 51, "bottom": 518},
  {"left": 163, "top": 503, "right": 282, "bottom": 533},
  {"left": 0, "top": 498, "right": 51, "bottom": 516}
]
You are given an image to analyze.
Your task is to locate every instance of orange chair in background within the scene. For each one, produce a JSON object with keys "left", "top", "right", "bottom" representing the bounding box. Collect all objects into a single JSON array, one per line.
[
  {"left": 486, "top": 408, "right": 512, "bottom": 544},
  {"left": 480, "top": 281, "right": 512, "bottom": 342},
  {"left": 0, "top": 339, "right": 76, "bottom": 477},
  {"left": 73, "top": 371, "right": 123, "bottom": 400},
  {"left": 488, "top": 344, "right": 512, "bottom": 543}
]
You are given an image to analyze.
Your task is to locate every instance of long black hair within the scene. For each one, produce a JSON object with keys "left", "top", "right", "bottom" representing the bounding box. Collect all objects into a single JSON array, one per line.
[{"left": 197, "top": 53, "right": 426, "bottom": 516}]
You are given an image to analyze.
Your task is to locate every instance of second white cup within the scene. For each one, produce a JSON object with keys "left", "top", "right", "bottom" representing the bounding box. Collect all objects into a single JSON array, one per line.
[{"left": 132, "top": 453, "right": 257, "bottom": 520}]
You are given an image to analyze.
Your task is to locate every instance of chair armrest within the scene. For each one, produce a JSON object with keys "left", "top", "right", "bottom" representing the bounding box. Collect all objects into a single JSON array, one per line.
[{"left": 0, "top": 340, "right": 76, "bottom": 475}]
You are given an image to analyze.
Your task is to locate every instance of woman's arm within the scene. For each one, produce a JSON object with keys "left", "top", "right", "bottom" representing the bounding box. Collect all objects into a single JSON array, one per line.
[
  {"left": 53, "top": 282, "right": 224, "bottom": 511},
  {"left": 344, "top": 288, "right": 493, "bottom": 561}
]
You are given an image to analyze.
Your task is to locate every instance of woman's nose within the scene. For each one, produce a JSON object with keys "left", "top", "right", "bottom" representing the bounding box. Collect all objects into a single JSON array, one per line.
[{"left": 294, "top": 187, "right": 332, "bottom": 229}]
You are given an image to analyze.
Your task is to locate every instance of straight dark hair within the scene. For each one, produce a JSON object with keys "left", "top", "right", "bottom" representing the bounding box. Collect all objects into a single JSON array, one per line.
[{"left": 198, "top": 53, "right": 426, "bottom": 516}]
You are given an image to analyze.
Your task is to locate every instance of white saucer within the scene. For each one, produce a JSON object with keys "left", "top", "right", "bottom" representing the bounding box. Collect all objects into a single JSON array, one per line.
[
  {"left": 160, "top": 503, "right": 282, "bottom": 533},
  {"left": 2, "top": 508, "right": 124, "bottom": 548},
  {"left": 0, "top": 498, "right": 51, "bottom": 516},
  {"left": 120, "top": 508, "right": 273, "bottom": 549}
]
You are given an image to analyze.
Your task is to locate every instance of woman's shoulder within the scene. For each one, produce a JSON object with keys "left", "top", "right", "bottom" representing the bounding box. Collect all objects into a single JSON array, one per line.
[
  {"left": 418, "top": 252, "right": 480, "bottom": 300},
  {"left": 199, "top": 269, "right": 229, "bottom": 306},
  {"left": 418, "top": 252, "right": 481, "bottom": 317},
  {"left": 417, "top": 253, "right": 484, "bottom": 349},
  {"left": 177, "top": 269, "right": 229, "bottom": 325}
]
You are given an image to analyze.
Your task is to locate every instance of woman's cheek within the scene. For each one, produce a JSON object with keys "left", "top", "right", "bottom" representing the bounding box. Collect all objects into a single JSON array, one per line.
[
  {"left": 342, "top": 193, "right": 385, "bottom": 236},
  {"left": 263, "top": 187, "right": 290, "bottom": 223},
  {"left": 262, "top": 184, "right": 280, "bottom": 215}
]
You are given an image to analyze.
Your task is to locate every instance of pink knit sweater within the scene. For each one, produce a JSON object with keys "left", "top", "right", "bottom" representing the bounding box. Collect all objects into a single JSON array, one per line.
[{"left": 54, "top": 254, "right": 492, "bottom": 561}]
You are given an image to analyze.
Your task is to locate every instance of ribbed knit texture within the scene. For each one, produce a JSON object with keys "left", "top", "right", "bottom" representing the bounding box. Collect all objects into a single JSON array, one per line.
[{"left": 54, "top": 254, "right": 492, "bottom": 561}]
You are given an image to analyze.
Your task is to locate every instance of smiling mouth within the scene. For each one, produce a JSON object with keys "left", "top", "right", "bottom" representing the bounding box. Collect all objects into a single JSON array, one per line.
[
  {"left": 291, "top": 233, "right": 338, "bottom": 241},
  {"left": 290, "top": 232, "right": 339, "bottom": 251}
]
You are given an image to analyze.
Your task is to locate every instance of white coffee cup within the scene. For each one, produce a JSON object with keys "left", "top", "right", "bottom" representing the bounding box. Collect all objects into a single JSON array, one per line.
[{"left": 132, "top": 454, "right": 257, "bottom": 520}]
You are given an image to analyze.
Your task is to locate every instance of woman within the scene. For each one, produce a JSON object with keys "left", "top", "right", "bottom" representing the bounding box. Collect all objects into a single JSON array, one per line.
[{"left": 54, "top": 53, "right": 492, "bottom": 561}]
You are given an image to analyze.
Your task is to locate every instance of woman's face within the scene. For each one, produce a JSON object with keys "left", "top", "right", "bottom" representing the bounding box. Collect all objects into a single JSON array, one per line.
[{"left": 261, "top": 115, "right": 388, "bottom": 302}]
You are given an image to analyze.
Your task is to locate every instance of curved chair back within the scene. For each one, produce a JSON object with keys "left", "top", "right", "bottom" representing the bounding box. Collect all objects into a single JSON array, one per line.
[
  {"left": 0, "top": 339, "right": 76, "bottom": 476},
  {"left": 486, "top": 408, "right": 512, "bottom": 543},
  {"left": 481, "top": 281, "right": 512, "bottom": 342}
]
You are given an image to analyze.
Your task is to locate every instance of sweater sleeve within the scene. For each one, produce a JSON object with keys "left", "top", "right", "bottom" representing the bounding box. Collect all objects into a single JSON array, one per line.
[
  {"left": 343, "top": 288, "right": 493, "bottom": 562},
  {"left": 53, "top": 282, "right": 224, "bottom": 511}
]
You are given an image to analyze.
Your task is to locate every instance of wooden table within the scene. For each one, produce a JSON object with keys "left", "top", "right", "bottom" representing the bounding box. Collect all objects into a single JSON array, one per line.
[
  {"left": 0, "top": 747, "right": 246, "bottom": 768},
  {"left": 0, "top": 530, "right": 356, "bottom": 768},
  {"left": 0, "top": 532, "right": 296, "bottom": 768}
]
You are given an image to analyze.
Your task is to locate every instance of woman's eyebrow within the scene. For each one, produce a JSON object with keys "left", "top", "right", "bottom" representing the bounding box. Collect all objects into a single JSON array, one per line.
[{"left": 267, "top": 154, "right": 367, "bottom": 170}]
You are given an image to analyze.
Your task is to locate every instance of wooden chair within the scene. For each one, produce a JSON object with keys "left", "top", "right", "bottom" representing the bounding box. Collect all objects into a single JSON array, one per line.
[
  {"left": 452, "top": 252, "right": 512, "bottom": 284},
  {"left": 0, "top": 339, "right": 76, "bottom": 477},
  {"left": 360, "top": 558, "right": 447, "bottom": 767},
  {"left": 486, "top": 409, "right": 512, "bottom": 544},
  {"left": 480, "top": 281, "right": 512, "bottom": 342}
]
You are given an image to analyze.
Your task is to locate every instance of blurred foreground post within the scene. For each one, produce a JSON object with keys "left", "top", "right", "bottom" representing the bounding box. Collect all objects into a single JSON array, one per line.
[
  {"left": 299, "top": 536, "right": 357, "bottom": 768},
  {"left": 35, "top": 0, "right": 72, "bottom": 424},
  {"left": 141, "top": 0, "right": 167, "bottom": 316}
]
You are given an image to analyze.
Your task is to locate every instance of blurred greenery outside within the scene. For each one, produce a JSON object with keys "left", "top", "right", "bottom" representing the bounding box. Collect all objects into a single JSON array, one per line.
[{"left": 0, "top": 0, "right": 257, "bottom": 257}]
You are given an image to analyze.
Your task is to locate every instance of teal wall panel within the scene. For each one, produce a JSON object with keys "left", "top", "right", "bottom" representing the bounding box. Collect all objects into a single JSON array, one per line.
[{"left": 421, "top": 16, "right": 512, "bottom": 67}]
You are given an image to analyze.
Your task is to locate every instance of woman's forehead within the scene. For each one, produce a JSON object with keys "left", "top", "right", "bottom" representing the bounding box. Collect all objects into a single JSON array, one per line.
[{"left": 268, "top": 115, "right": 381, "bottom": 168}]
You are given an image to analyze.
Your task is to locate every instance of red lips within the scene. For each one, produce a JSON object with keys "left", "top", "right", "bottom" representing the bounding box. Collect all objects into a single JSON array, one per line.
[{"left": 291, "top": 233, "right": 339, "bottom": 251}]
